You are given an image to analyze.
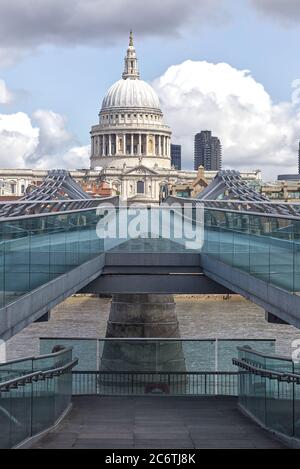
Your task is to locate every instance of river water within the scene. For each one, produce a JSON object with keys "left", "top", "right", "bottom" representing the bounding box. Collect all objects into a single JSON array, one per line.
[{"left": 5, "top": 294, "right": 300, "bottom": 360}]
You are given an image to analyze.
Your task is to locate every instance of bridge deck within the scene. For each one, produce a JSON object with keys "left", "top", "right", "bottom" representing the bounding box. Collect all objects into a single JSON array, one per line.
[{"left": 32, "top": 396, "right": 284, "bottom": 449}]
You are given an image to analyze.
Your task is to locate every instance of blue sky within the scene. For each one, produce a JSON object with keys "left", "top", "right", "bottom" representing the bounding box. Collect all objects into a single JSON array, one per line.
[{"left": 1, "top": 0, "right": 300, "bottom": 178}]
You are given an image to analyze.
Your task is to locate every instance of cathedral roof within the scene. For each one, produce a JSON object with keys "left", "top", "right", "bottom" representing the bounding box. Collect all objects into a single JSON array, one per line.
[{"left": 101, "top": 78, "right": 161, "bottom": 112}]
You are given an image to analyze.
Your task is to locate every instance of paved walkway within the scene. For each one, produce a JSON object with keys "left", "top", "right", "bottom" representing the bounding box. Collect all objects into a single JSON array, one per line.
[{"left": 33, "top": 396, "right": 285, "bottom": 449}]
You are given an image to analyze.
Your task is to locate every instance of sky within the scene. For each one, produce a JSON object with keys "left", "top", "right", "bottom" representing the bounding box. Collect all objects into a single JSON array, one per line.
[{"left": 1, "top": 0, "right": 300, "bottom": 181}]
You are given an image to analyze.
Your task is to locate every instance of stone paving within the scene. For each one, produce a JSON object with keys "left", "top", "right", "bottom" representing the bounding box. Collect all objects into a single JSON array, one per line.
[{"left": 33, "top": 396, "right": 285, "bottom": 449}]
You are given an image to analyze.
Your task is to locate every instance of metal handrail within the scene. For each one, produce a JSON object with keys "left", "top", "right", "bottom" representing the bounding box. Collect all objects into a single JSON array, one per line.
[
  {"left": 236, "top": 346, "right": 293, "bottom": 363},
  {"left": 165, "top": 196, "right": 300, "bottom": 221},
  {"left": 0, "top": 358, "right": 78, "bottom": 392},
  {"left": 39, "top": 337, "right": 276, "bottom": 343},
  {"left": 73, "top": 370, "right": 238, "bottom": 375},
  {"left": 0, "top": 196, "right": 119, "bottom": 222},
  {"left": 0, "top": 346, "right": 74, "bottom": 367},
  {"left": 200, "top": 199, "right": 300, "bottom": 206},
  {"left": 167, "top": 196, "right": 300, "bottom": 206},
  {"left": 34, "top": 346, "right": 74, "bottom": 361},
  {"left": 204, "top": 206, "right": 300, "bottom": 221},
  {"left": 232, "top": 358, "right": 300, "bottom": 383},
  {"left": 0, "top": 198, "right": 105, "bottom": 207}
]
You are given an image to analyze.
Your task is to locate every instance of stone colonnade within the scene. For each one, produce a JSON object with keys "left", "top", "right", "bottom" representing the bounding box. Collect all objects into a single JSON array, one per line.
[{"left": 92, "top": 133, "right": 171, "bottom": 158}]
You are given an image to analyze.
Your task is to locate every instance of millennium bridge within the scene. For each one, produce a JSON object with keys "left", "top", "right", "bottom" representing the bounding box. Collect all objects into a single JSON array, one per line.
[{"left": 1, "top": 170, "right": 300, "bottom": 449}]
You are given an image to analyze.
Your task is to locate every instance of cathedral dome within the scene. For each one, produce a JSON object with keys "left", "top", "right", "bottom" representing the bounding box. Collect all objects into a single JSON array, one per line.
[
  {"left": 90, "top": 31, "right": 172, "bottom": 176},
  {"left": 101, "top": 78, "right": 161, "bottom": 112}
]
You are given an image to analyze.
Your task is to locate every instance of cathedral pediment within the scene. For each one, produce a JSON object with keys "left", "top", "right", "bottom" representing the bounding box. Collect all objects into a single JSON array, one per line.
[{"left": 123, "top": 164, "right": 158, "bottom": 176}]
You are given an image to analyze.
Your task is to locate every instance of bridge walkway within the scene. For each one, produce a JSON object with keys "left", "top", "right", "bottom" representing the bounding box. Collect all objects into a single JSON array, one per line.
[{"left": 32, "top": 396, "right": 284, "bottom": 449}]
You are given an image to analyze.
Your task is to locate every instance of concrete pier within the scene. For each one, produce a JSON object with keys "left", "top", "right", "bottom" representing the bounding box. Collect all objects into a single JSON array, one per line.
[
  {"left": 106, "top": 294, "right": 180, "bottom": 338},
  {"left": 101, "top": 294, "right": 186, "bottom": 373}
]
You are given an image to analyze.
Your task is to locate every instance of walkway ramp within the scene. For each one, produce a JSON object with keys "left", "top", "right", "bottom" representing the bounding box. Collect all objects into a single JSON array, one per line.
[{"left": 32, "top": 396, "right": 284, "bottom": 449}]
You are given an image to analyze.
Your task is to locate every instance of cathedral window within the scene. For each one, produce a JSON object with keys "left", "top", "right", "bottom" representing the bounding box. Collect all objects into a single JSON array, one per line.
[{"left": 137, "top": 181, "right": 145, "bottom": 194}]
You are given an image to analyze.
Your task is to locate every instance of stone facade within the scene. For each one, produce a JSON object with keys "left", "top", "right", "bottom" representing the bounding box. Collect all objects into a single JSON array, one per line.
[{"left": 0, "top": 167, "right": 262, "bottom": 201}]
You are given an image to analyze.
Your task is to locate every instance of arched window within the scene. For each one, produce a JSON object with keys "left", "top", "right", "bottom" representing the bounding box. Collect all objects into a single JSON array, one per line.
[{"left": 137, "top": 181, "right": 145, "bottom": 194}]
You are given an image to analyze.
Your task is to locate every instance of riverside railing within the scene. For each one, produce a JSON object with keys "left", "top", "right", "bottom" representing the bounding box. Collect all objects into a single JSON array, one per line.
[
  {"left": 39, "top": 338, "right": 275, "bottom": 397},
  {"left": 0, "top": 347, "right": 78, "bottom": 449},
  {"left": 233, "top": 347, "right": 300, "bottom": 443},
  {"left": 72, "top": 370, "right": 238, "bottom": 397}
]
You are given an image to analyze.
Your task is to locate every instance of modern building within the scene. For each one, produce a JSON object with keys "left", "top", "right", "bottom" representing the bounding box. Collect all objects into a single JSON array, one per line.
[
  {"left": 194, "top": 131, "right": 222, "bottom": 171},
  {"left": 171, "top": 144, "right": 182, "bottom": 170}
]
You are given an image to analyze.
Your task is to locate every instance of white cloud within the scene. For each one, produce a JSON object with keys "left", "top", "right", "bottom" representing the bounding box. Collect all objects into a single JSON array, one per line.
[
  {"left": 0, "top": 112, "right": 39, "bottom": 168},
  {"left": 153, "top": 60, "right": 300, "bottom": 180},
  {"left": 0, "top": 108, "right": 89, "bottom": 170},
  {"left": 34, "top": 144, "right": 90, "bottom": 170},
  {"left": 0, "top": 79, "right": 14, "bottom": 104},
  {"left": 28, "top": 110, "right": 73, "bottom": 165}
]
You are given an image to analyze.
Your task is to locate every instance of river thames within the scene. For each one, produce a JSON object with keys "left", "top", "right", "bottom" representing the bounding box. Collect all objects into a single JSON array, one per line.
[{"left": 5, "top": 294, "right": 300, "bottom": 360}]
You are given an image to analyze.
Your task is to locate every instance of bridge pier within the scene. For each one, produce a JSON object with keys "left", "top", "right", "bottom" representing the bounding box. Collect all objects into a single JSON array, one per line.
[{"left": 101, "top": 294, "right": 186, "bottom": 374}]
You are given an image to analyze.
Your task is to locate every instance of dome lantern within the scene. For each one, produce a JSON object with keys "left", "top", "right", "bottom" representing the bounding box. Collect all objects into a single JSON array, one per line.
[{"left": 122, "top": 30, "right": 140, "bottom": 80}]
